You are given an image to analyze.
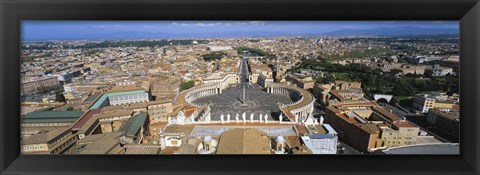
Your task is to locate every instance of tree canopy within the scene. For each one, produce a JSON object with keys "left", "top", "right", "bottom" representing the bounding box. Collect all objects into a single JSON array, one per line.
[{"left": 179, "top": 80, "right": 195, "bottom": 91}]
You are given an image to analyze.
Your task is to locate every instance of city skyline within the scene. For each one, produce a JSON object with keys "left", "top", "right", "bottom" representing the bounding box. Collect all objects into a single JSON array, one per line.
[{"left": 22, "top": 21, "right": 459, "bottom": 41}]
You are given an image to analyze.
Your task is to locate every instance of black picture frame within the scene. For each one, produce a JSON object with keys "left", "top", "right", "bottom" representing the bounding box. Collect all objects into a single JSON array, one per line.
[{"left": 1, "top": 0, "right": 479, "bottom": 174}]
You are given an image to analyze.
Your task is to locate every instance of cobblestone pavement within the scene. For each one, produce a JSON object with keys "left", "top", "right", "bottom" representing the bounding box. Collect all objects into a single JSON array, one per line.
[{"left": 193, "top": 83, "right": 294, "bottom": 121}]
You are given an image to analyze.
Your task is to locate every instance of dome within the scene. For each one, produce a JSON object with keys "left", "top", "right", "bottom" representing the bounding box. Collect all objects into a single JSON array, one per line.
[
  {"left": 203, "top": 135, "right": 212, "bottom": 142},
  {"left": 276, "top": 136, "right": 285, "bottom": 143}
]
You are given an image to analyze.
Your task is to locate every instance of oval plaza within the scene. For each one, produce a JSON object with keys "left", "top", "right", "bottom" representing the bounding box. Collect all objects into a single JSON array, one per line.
[{"left": 173, "top": 57, "right": 316, "bottom": 124}]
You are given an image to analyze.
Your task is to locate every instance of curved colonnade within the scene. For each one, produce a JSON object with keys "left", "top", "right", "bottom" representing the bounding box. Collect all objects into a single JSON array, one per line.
[
  {"left": 267, "top": 83, "right": 315, "bottom": 121},
  {"left": 175, "top": 84, "right": 224, "bottom": 107}
]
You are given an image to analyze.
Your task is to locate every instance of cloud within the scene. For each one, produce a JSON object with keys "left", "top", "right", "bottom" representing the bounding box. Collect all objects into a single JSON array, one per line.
[
  {"left": 171, "top": 22, "right": 218, "bottom": 27},
  {"left": 93, "top": 25, "right": 106, "bottom": 28},
  {"left": 248, "top": 21, "right": 265, "bottom": 25}
]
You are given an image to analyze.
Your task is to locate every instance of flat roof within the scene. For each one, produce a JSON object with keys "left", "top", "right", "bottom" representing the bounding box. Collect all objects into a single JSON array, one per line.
[
  {"left": 323, "top": 124, "right": 338, "bottom": 135},
  {"left": 79, "top": 133, "right": 124, "bottom": 154},
  {"left": 392, "top": 120, "right": 418, "bottom": 128},
  {"left": 355, "top": 123, "right": 380, "bottom": 134},
  {"left": 372, "top": 106, "right": 401, "bottom": 122},
  {"left": 84, "top": 94, "right": 100, "bottom": 103},
  {"left": 22, "top": 127, "right": 70, "bottom": 145},
  {"left": 89, "top": 90, "right": 147, "bottom": 110},
  {"left": 308, "top": 134, "right": 335, "bottom": 139},
  {"left": 381, "top": 143, "right": 459, "bottom": 155},
  {"left": 23, "top": 110, "right": 83, "bottom": 119},
  {"left": 21, "top": 118, "right": 78, "bottom": 123},
  {"left": 124, "top": 144, "right": 162, "bottom": 154}
]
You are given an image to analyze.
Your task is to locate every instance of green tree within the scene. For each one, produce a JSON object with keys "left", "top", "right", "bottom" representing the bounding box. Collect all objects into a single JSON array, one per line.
[
  {"left": 424, "top": 69, "right": 434, "bottom": 78},
  {"left": 179, "top": 80, "right": 195, "bottom": 91},
  {"left": 363, "top": 72, "right": 377, "bottom": 88},
  {"left": 392, "top": 79, "right": 417, "bottom": 96},
  {"left": 201, "top": 52, "right": 225, "bottom": 61},
  {"left": 55, "top": 92, "right": 66, "bottom": 102},
  {"left": 322, "top": 74, "right": 336, "bottom": 84},
  {"left": 390, "top": 69, "right": 403, "bottom": 76}
]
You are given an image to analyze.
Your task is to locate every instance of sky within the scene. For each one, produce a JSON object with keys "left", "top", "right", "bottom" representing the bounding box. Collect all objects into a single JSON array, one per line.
[{"left": 21, "top": 21, "right": 459, "bottom": 41}]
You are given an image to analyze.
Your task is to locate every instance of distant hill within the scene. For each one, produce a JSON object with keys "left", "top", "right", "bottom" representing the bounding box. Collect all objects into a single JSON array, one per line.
[
  {"left": 23, "top": 26, "right": 459, "bottom": 41},
  {"left": 322, "top": 26, "right": 458, "bottom": 36}
]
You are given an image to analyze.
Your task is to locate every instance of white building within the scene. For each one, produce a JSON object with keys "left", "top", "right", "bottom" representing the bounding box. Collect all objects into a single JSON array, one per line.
[
  {"left": 413, "top": 92, "right": 449, "bottom": 113},
  {"left": 202, "top": 72, "right": 240, "bottom": 88},
  {"left": 208, "top": 46, "right": 232, "bottom": 51},
  {"left": 114, "top": 81, "right": 136, "bottom": 86},
  {"left": 108, "top": 92, "right": 149, "bottom": 106},
  {"left": 301, "top": 124, "right": 338, "bottom": 154},
  {"left": 432, "top": 64, "right": 454, "bottom": 76}
]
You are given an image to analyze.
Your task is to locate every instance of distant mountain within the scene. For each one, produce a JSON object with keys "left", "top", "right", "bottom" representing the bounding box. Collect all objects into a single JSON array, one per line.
[
  {"left": 24, "top": 26, "right": 459, "bottom": 41},
  {"left": 323, "top": 26, "right": 458, "bottom": 36}
]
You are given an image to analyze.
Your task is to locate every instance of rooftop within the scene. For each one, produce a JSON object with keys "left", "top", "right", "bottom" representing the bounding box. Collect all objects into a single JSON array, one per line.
[
  {"left": 79, "top": 133, "right": 124, "bottom": 154},
  {"left": 71, "top": 109, "right": 102, "bottom": 131},
  {"left": 372, "top": 106, "right": 401, "bottom": 122},
  {"left": 380, "top": 143, "right": 459, "bottom": 155},
  {"left": 216, "top": 128, "right": 272, "bottom": 154},
  {"left": 392, "top": 120, "right": 418, "bottom": 128},
  {"left": 23, "top": 110, "right": 83, "bottom": 119},
  {"left": 22, "top": 127, "right": 70, "bottom": 145},
  {"left": 120, "top": 112, "right": 148, "bottom": 138},
  {"left": 22, "top": 110, "right": 84, "bottom": 124},
  {"left": 355, "top": 123, "right": 380, "bottom": 134},
  {"left": 95, "top": 110, "right": 133, "bottom": 119},
  {"left": 124, "top": 144, "right": 162, "bottom": 154},
  {"left": 89, "top": 90, "right": 147, "bottom": 110},
  {"left": 429, "top": 108, "right": 460, "bottom": 121}
]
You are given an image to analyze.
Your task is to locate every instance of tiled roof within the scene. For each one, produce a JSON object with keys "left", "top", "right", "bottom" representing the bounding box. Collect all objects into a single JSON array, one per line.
[
  {"left": 22, "top": 127, "right": 70, "bottom": 145},
  {"left": 124, "top": 144, "right": 161, "bottom": 154},
  {"left": 216, "top": 128, "right": 271, "bottom": 154},
  {"left": 72, "top": 109, "right": 102, "bottom": 131},
  {"left": 79, "top": 133, "right": 124, "bottom": 154},
  {"left": 392, "top": 120, "right": 418, "bottom": 128}
]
